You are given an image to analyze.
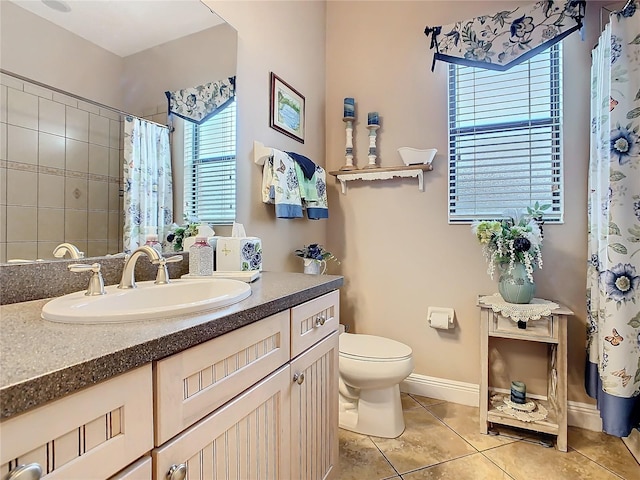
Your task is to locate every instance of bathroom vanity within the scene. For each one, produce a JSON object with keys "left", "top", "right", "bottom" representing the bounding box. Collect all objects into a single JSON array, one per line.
[{"left": 0, "top": 272, "right": 342, "bottom": 480}]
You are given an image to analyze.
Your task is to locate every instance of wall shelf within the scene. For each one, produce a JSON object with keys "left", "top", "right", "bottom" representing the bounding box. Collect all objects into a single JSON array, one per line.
[{"left": 328, "top": 164, "right": 433, "bottom": 194}]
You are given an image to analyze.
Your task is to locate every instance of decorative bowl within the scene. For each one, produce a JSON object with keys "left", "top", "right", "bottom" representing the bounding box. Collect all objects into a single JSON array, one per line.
[{"left": 398, "top": 147, "right": 437, "bottom": 166}]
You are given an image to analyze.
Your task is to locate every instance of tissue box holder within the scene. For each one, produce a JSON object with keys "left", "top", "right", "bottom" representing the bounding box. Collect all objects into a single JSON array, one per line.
[{"left": 216, "top": 237, "right": 262, "bottom": 271}]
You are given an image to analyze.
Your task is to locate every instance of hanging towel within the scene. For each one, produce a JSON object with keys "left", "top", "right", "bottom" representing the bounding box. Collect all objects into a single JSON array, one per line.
[
  {"left": 286, "top": 151, "right": 317, "bottom": 180},
  {"left": 261, "top": 149, "right": 303, "bottom": 218},
  {"left": 294, "top": 163, "right": 329, "bottom": 220}
]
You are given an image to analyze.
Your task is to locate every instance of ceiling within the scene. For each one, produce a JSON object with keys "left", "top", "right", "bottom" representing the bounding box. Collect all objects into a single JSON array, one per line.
[{"left": 9, "top": 0, "right": 225, "bottom": 57}]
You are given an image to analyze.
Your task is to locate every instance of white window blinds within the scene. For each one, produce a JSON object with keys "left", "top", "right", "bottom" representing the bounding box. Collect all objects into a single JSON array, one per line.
[
  {"left": 184, "top": 100, "right": 236, "bottom": 225},
  {"left": 448, "top": 44, "right": 563, "bottom": 223}
]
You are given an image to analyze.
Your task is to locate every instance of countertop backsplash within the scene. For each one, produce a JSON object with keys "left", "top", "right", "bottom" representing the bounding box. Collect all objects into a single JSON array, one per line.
[{"left": 0, "top": 253, "right": 190, "bottom": 305}]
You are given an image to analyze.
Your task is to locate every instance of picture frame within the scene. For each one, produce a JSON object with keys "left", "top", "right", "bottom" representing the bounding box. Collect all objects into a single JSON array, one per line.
[{"left": 269, "top": 72, "right": 305, "bottom": 143}]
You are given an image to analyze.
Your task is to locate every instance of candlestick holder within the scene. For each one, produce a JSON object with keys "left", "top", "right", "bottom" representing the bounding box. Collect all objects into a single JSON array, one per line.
[
  {"left": 340, "top": 116, "right": 357, "bottom": 171},
  {"left": 363, "top": 124, "right": 380, "bottom": 169}
]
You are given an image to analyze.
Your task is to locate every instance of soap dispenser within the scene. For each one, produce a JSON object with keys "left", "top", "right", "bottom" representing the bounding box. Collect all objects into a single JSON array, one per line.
[
  {"left": 144, "top": 227, "right": 163, "bottom": 255},
  {"left": 189, "top": 236, "right": 213, "bottom": 276}
]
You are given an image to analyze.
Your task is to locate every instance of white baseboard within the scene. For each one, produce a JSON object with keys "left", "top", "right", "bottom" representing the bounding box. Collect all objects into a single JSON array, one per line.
[
  {"left": 400, "top": 373, "right": 602, "bottom": 432},
  {"left": 400, "top": 373, "right": 479, "bottom": 407}
]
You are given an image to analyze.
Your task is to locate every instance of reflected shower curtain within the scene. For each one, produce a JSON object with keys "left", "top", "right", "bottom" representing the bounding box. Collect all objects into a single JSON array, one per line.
[
  {"left": 586, "top": 2, "right": 640, "bottom": 437},
  {"left": 123, "top": 117, "right": 172, "bottom": 254}
]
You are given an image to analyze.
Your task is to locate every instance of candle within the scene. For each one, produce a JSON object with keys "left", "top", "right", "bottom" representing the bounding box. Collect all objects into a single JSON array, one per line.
[
  {"left": 344, "top": 97, "right": 355, "bottom": 118},
  {"left": 510, "top": 380, "right": 527, "bottom": 404},
  {"left": 368, "top": 111, "right": 379, "bottom": 125}
]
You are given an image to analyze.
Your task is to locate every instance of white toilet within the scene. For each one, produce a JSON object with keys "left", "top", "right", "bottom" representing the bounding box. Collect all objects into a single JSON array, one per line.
[{"left": 338, "top": 333, "right": 414, "bottom": 438}]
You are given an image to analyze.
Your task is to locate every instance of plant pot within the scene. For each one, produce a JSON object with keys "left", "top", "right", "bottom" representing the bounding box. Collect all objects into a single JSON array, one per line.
[
  {"left": 303, "top": 258, "right": 326, "bottom": 275},
  {"left": 498, "top": 262, "right": 535, "bottom": 304}
]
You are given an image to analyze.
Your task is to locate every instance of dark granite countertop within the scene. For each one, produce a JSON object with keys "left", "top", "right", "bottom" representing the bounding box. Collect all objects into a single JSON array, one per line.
[{"left": 0, "top": 272, "right": 343, "bottom": 420}]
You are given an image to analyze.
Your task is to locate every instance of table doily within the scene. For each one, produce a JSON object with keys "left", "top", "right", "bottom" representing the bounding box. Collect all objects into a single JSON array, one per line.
[
  {"left": 479, "top": 294, "right": 559, "bottom": 323},
  {"left": 491, "top": 395, "right": 548, "bottom": 423}
]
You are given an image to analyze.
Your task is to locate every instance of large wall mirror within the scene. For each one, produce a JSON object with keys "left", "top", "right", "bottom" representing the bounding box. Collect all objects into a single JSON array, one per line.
[{"left": 0, "top": 0, "right": 237, "bottom": 263}]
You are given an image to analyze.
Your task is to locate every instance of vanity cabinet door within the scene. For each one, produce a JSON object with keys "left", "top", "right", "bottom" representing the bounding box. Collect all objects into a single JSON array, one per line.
[
  {"left": 290, "top": 290, "right": 339, "bottom": 358},
  {"left": 152, "top": 366, "right": 291, "bottom": 480},
  {"left": 154, "top": 311, "right": 290, "bottom": 445},
  {"left": 290, "top": 331, "right": 339, "bottom": 480},
  {"left": 0, "top": 366, "right": 153, "bottom": 480}
]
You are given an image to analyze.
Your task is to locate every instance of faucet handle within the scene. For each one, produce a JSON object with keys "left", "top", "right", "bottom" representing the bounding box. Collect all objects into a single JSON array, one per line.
[
  {"left": 68, "top": 263, "right": 106, "bottom": 296},
  {"left": 152, "top": 255, "right": 183, "bottom": 285}
]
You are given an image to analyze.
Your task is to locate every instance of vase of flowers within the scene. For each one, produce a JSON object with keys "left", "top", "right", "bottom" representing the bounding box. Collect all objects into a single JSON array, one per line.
[
  {"left": 295, "top": 244, "right": 339, "bottom": 275},
  {"left": 166, "top": 216, "right": 202, "bottom": 252},
  {"left": 472, "top": 205, "right": 547, "bottom": 304}
]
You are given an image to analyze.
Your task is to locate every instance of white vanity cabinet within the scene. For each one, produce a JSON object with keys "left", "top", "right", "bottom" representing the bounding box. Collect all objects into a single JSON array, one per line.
[
  {"left": 152, "top": 290, "right": 340, "bottom": 480},
  {"left": 0, "top": 289, "right": 340, "bottom": 480},
  {"left": 0, "top": 366, "right": 153, "bottom": 480}
]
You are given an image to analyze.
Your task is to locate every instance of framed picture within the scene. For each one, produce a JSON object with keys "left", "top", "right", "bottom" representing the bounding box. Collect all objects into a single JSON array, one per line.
[{"left": 269, "top": 72, "right": 305, "bottom": 143}]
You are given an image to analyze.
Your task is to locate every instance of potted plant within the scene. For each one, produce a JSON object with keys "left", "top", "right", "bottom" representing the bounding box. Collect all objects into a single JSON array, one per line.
[
  {"left": 295, "top": 244, "right": 339, "bottom": 275},
  {"left": 166, "top": 216, "right": 202, "bottom": 252},
  {"left": 472, "top": 204, "right": 548, "bottom": 304}
]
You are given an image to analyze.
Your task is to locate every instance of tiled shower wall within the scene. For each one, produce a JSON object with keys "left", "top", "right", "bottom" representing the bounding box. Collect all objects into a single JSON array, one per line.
[{"left": 0, "top": 74, "right": 123, "bottom": 262}]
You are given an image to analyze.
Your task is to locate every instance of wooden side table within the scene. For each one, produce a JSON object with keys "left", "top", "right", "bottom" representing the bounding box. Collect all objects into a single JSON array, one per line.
[{"left": 478, "top": 297, "right": 574, "bottom": 452}]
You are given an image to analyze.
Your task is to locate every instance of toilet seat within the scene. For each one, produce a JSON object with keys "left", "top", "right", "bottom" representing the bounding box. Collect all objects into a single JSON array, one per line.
[{"left": 339, "top": 333, "right": 412, "bottom": 362}]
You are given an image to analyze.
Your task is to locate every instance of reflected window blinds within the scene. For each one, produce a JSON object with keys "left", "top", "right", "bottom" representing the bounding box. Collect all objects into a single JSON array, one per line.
[{"left": 184, "top": 100, "right": 236, "bottom": 225}]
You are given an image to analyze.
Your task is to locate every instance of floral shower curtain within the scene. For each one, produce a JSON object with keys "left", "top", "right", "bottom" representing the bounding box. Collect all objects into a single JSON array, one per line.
[
  {"left": 123, "top": 117, "right": 173, "bottom": 254},
  {"left": 586, "top": 1, "right": 640, "bottom": 438}
]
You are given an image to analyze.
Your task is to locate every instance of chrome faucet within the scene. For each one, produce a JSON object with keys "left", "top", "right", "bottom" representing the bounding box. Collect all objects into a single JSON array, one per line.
[
  {"left": 53, "top": 243, "right": 84, "bottom": 259},
  {"left": 118, "top": 245, "right": 163, "bottom": 289},
  {"left": 118, "top": 245, "right": 182, "bottom": 289}
]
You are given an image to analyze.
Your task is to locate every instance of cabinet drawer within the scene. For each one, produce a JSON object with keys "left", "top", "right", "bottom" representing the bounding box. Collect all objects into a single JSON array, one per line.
[
  {"left": 109, "top": 456, "right": 152, "bottom": 480},
  {"left": 291, "top": 290, "right": 340, "bottom": 358},
  {"left": 0, "top": 365, "right": 153, "bottom": 480},
  {"left": 489, "top": 312, "right": 557, "bottom": 342},
  {"left": 153, "top": 366, "right": 291, "bottom": 480},
  {"left": 154, "top": 311, "right": 290, "bottom": 445}
]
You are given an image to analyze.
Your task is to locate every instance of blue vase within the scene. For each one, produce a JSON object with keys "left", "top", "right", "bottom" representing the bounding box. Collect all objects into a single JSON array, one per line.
[{"left": 498, "top": 262, "right": 535, "bottom": 304}]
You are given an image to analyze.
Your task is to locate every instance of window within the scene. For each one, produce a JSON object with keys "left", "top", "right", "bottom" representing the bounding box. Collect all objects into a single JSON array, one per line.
[
  {"left": 448, "top": 44, "right": 563, "bottom": 223},
  {"left": 184, "top": 100, "right": 236, "bottom": 225}
]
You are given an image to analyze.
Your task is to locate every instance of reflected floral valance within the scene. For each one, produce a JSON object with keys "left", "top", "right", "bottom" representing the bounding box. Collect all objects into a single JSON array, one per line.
[
  {"left": 424, "top": 1, "right": 585, "bottom": 71},
  {"left": 165, "top": 76, "right": 236, "bottom": 124}
]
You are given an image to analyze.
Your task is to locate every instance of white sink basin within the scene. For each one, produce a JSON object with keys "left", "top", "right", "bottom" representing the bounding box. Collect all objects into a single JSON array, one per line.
[{"left": 42, "top": 278, "right": 252, "bottom": 324}]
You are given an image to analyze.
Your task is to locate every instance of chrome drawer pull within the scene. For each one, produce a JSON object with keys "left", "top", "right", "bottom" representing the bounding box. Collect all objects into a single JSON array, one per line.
[
  {"left": 167, "top": 463, "right": 187, "bottom": 480},
  {"left": 5, "top": 463, "right": 42, "bottom": 480},
  {"left": 315, "top": 315, "right": 326, "bottom": 327},
  {"left": 293, "top": 372, "right": 305, "bottom": 385}
]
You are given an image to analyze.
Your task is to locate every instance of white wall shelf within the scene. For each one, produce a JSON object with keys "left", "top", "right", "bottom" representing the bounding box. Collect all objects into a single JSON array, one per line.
[{"left": 328, "top": 165, "right": 433, "bottom": 194}]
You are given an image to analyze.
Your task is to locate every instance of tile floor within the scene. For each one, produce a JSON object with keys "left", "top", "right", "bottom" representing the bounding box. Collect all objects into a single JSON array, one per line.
[{"left": 338, "top": 394, "right": 639, "bottom": 480}]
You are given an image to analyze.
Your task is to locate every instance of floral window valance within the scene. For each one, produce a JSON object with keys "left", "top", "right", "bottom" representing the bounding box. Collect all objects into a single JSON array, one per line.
[
  {"left": 424, "top": 1, "right": 585, "bottom": 71},
  {"left": 165, "top": 76, "right": 236, "bottom": 124}
]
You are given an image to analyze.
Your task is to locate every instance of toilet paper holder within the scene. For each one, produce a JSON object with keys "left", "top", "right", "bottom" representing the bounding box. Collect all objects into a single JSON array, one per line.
[{"left": 428, "top": 307, "right": 455, "bottom": 329}]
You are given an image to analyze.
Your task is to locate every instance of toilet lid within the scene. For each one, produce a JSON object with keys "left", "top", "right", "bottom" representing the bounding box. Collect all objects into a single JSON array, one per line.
[{"left": 339, "top": 333, "right": 412, "bottom": 361}]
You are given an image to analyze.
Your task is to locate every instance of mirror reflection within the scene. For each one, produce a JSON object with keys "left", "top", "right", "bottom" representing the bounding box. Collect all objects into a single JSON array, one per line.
[{"left": 0, "top": 0, "right": 237, "bottom": 263}]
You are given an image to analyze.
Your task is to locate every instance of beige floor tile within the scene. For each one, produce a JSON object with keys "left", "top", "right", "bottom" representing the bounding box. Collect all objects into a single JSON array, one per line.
[
  {"left": 402, "top": 453, "right": 512, "bottom": 479},
  {"left": 408, "top": 394, "right": 446, "bottom": 408},
  {"left": 370, "top": 407, "right": 476, "bottom": 474},
  {"left": 568, "top": 427, "right": 639, "bottom": 480},
  {"left": 426, "top": 402, "right": 520, "bottom": 451},
  {"left": 483, "top": 440, "right": 622, "bottom": 480},
  {"left": 338, "top": 428, "right": 397, "bottom": 480},
  {"left": 401, "top": 393, "right": 423, "bottom": 410}
]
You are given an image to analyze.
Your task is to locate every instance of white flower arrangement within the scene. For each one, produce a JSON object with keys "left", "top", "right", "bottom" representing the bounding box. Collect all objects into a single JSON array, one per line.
[{"left": 472, "top": 206, "right": 548, "bottom": 283}]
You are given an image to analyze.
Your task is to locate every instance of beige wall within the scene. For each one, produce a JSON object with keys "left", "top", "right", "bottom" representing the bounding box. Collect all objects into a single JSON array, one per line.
[
  {"left": 207, "top": 0, "right": 327, "bottom": 269},
  {"left": 325, "top": 0, "right": 601, "bottom": 404},
  {"left": 0, "top": 0, "right": 124, "bottom": 109},
  {"left": 122, "top": 23, "right": 237, "bottom": 117}
]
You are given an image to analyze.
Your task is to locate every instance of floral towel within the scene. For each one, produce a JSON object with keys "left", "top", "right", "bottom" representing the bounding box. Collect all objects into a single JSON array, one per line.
[
  {"left": 425, "top": 0, "right": 585, "bottom": 71},
  {"left": 261, "top": 149, "right": 303, "bottom": 218}
]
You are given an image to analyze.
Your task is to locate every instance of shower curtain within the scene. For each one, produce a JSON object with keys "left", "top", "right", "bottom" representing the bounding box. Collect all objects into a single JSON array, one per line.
[
  {"left": 123, "top": 117, "right": 173, "bottom": 254},
  {"left": 586, "top": 1, "right": 640, "bottom": 437}
]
